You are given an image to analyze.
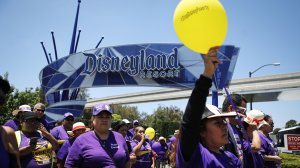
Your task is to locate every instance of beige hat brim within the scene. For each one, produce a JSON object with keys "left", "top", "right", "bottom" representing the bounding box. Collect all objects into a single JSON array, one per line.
[
  {"left": 12, "top": 109, "right": 21, "bottom": 116},
  {"left": 207, "top": 112, "right": 237, "bottom": 119}
]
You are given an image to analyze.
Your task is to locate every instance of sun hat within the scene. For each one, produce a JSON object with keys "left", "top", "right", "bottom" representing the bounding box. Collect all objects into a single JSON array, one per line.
[
  {"left": 72, "top": 122, "right": 86, "bottom": 132},
  {"left": 92, "top": 103, "right": 112, "bottom": 116},
  {"left": 122, "top": 119, "right": 130, "bottom": 124},
  {"left": 201, "top": 104, "right": 236, "bottom": 120},
  {"left": 12, "top": 104, "right": 32, "bottom": 116},
  {"left": 244, "top": 109, "right": 265, "bottom": 126}
]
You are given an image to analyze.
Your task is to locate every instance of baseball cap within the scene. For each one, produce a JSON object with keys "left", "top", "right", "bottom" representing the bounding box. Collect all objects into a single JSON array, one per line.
[
  {"left": 64, "top": 112, "right": 74, "bottom": 119},
  {"left": 133, "top": 120, "right": 139, "bottom": 125},
  {"left": 122, "top": 119, "right": 130, "bottom": 124},
  {"left": 34, "top": 103, "right": 45, "bottom": 110},
  {"left": 201, "top": 104, "right": 236, "bottom": 120},
  {"left": 92, "top": 103, "right": 112, "bottom": 116},
  {"left": 12, "top": 104, "right": 32, "bottom": 116},
  {"left": 22, "top": 111, "right": 38, "bottom": 121},
  {"left": 158, "top": 136, "right": 166, "bottom": 142},
  {"left": 72, "top": 122, "right": 86, "bottom": 132}
]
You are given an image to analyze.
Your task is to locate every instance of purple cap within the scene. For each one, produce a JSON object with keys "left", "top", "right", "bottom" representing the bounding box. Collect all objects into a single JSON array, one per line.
[
  {"left": 133, "top": 120, "right": 139, "bottom": 124},
  {"left": 64, "top": 112, "right": 74, "bottom": 119},
  {"left": 92, "top": 103, "right": 112, "bottom": 116}
]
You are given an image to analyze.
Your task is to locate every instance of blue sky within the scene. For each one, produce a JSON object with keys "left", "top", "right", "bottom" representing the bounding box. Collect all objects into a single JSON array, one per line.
[{"left": 0, "top": 0, "right": 299, "bottom": 128}]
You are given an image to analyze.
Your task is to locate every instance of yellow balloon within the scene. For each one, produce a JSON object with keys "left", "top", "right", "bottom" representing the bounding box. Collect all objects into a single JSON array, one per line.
[
  {"left": 173, "top": 0, "right": 228, "bottom": 54},
  {"left": 145, "top": 127, "right": 155, "bottom": 140}
]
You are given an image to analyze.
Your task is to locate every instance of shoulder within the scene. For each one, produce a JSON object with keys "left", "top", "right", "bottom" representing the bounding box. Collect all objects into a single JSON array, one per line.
[{"left": 2, "top": 126, "right": 15, "bottom": 135}]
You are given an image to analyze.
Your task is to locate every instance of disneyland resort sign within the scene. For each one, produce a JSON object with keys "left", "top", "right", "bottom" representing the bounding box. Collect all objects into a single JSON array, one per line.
[{"left": 81, "top": 48, "right": 180, "bottom": 79}]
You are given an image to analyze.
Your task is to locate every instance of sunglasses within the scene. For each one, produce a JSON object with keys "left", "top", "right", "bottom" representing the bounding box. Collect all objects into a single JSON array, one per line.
[
  {"left": 65, "top": 117, "right": 74, "bottom": 121},
  {"left": 236, "top": 106, "right": 247, "bottom": 114},
  {"left": 36, "top": 109, "right": 45, "bottom": 112}
]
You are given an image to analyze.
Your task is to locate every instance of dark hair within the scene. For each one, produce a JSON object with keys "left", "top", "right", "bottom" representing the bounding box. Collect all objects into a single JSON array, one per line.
[
  {"left": 113, "top": 120, "right": 127, "bottom": 132},
  {"left": 264, "top": 115, "right": 272, "bottom": 122},
  {"left": 222, "top": 94, "right": 247, "bottom": 112},
  {"left": 0, "top": 76, "right": 11, "bottom": 105}
]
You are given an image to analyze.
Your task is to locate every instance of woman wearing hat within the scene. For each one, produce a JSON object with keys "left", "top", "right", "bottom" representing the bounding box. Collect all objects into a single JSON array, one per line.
[
  {"left": 242, "top": 110, "right": 264, "bottom": 168},
  {"left": 258, "top": 114, "right": 282, "bottom": 167},
  {"left": 56, "top": 122, "right": 86, "bottom": 168},
  {"left": 65, "top": 103, "right": 130, "bottom": 168},
  {"left": 176, "top": 47, "right": 242, "bottom": 167},
  {"left": 16, "top": 111, "right": 59, "bottom": 168}
]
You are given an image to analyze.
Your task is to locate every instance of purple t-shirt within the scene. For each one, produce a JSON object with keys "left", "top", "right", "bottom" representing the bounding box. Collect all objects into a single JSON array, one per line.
[
  {"left": 125, "top": 130, "right": 133, "bottom": 141},
  {"left": 176, "top": 142, "right": 242, "bottom": 168},
  {"left": 0, "top": 133, "right": 10, "bottom": 168},
  {"left": 65, "top": 131, "right": 129, "bottom": 168},
  {"left": 259, "top": 132, "right": 279, "bottom": 168},
  {"left": 18, "top": 131, "right": 53, "bottom": 168},
  {"left": 130, "top": 139, "right": 152, "bottom": 168},
  {"left": 50, "top": 125, "right": 69, "bottom": 140},
  {"left": 152, "top": 142, "right": 168, "bottom": 161},
  {"left": 3, "top": 119, "right": 19, "bottom": 131},
  {"left": 56, "top": 138, "right": 75, "bottom": 161},
  {"left": 243, "top": 140, "right": 264, "bottom": 168}
]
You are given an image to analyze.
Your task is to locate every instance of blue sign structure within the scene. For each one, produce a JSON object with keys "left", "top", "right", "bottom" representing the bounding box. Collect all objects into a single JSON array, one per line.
[{"left": 40, "top": 43, "right": 239, "bottom": 121}]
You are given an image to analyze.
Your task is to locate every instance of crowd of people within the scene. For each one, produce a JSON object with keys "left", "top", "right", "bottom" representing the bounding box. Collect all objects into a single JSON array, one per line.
[{"left": 0, "top": 47, "right": 283, "bottom": 168}]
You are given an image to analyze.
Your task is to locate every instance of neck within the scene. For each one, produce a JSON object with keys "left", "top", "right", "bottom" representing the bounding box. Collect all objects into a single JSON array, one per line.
[
  {"left": 94, "top": 129, "right": 109, "bottom": 140},
  {"left": 259, "top": 129, "right": 268, "bottom": 136},
  {"left": 203, "top": 141, "right": 221, "bottom": 153},
  {"left": 22, "top": 130, "right": 36, "bottom": 137}
]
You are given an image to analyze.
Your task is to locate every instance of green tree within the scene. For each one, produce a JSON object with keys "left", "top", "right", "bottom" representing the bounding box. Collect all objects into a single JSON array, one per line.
[
  {"left": 111, "top": 104, "right": 141, "bottom": 123},
  {"left": 149, "top": 105, "right": 183, "bottom": 137},
  {"left": 112, "top": 114, "right": 122, "bottom": 122},
  {"left": 285, "top": 120, "right": 297, "bottom": 128},
  {"left": 0, "top": 87, "right": 44, "bottom": 125}
]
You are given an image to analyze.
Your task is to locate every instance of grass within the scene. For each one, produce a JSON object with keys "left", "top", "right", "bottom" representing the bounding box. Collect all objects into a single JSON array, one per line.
[{"left": 280, "top": 153, "right": 300, "bottom": 168}]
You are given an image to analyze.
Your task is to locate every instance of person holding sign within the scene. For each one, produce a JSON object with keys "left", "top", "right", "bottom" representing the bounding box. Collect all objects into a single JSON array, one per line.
[{"left": 176, "top": 47, "right": 242, "bottom": 167}]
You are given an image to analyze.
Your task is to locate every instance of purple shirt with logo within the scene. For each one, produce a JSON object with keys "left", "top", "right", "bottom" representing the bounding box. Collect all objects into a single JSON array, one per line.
[
  {"left": 177, "top": 142, "right": 242, "bottom": 168},
  {"left": 65, "top": 131, "right": 129, "bottom": 168},
  {"left": 50, "top": 125, "right": 69, "bottom": 140},
  {"left": 130, "top": 139, "right": 152, "bottom": 168},
  {"left": 19, "top": 131, "right": 53, "bottom": 168},
  {"left": 3, "top": 119, "right": 19, "bottom": 131},
  {"left": 259, "top": 132, "right": 279, "bottom": 168}
]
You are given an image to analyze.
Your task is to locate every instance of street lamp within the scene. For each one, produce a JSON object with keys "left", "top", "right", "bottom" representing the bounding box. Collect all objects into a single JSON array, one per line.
[{"left": 249, "top": 63, "right": 280, "bottom": 110}]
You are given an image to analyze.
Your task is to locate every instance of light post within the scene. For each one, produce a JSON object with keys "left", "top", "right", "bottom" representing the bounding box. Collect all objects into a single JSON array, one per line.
[{"left": 249, "top": 63, "right": 280, "bottom": 110}]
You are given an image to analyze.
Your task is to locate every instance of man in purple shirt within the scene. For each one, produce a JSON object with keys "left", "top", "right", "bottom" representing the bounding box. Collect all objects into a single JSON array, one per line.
[
  {"left": 4, "top": 104, "right": 32, "bottom": 131},
  {"left": 33, "top": 103, "right": 52, "bottom": 131},
  {"left": 50, "top": 112, "right": 74, "bottom": 141}
]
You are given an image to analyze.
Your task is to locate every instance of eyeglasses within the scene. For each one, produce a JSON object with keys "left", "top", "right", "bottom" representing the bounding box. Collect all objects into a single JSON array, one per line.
[
  {"left": 269, "top": 122, "right": 274, "bottom": 127},
  {"left": 236, "top": 106, "right": 247, "bottom": 114},
  {"left": 36, "top": 109, "right": 45, "bottom": 112}
]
